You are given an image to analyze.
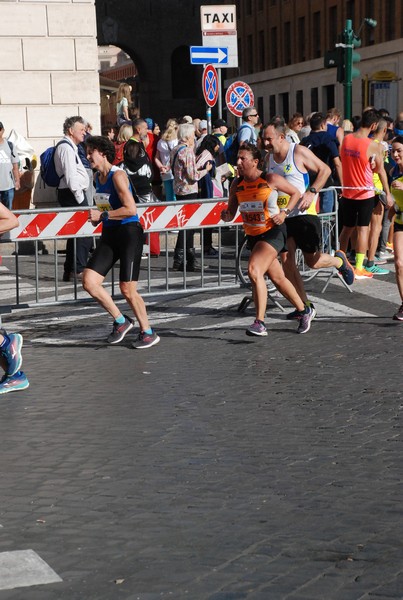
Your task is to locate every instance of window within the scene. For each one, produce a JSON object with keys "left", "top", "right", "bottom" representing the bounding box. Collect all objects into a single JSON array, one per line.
[
  {"left": 364, "top": 0, "right": 375, "bottom": 45},
  {"left": 258, "top": 0, "right": 264, "bottom": 10},
  {"left": 311, "top": 87, "right": 319, "bottom": 112},
  {"left": 246, "top": 0, "right": 252, "bottom": 15},
  {"left": 284, "top": 22, "right": 291, "bottom": 65},
  {"left": 328, "top": 6, "right": 337, "bottom": 48},
  {"left": 298, "top": 17, "right": 306, "bottom": 62},
  {"left": 296, "top": 90, "right": 303, "bottom": 114},
  {"left": 313, "top": 12, "right": 321, "bottom": 59},
  {"left": 257, "top": 97, "right": 264, "bottom": 124},
  {"left": 269, "top": 95, "right": 276, "bottom": 118},
  {"left": 323, "top": 85, "right": 335, "bottom": 110},
  {"left": 386, "top": 0, "right": 396, "bottom": 39},
  {"left": 258, "top": 30, "right": 265, "bottom": 71},
  {"left": 280, "top": 92, "right": 289, "bottom": 122},
  {"left": 346, "top": 0, "right": 355, "bottom": 20},
  {"left": 270, "top": 27, "right": 278, "bottom": 69}
]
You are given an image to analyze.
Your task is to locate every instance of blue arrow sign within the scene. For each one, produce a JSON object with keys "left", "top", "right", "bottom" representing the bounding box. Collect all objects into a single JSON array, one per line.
[{"left": 190, "top": 46, "right": 228, "bottom": 65}]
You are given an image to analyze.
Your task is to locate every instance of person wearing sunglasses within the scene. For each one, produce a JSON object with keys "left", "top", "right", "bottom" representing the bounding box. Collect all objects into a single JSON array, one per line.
[{"left": 238, "top": 107, "right": 259, "bottom": 147}]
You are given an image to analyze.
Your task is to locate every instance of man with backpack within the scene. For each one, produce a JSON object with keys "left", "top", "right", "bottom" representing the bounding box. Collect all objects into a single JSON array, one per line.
[
  {"left": 54, "top": 116, "right": 91, "bottom": 282},
  {"left": 224, "top": 107, "right": 259, "bottom": 167},
  {"left": 0, "top": 121, "right": 20, "bottom": 210}
]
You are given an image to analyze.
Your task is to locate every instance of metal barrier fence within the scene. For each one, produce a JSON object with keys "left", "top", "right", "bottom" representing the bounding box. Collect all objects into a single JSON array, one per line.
[{"left": 0, "top": 190, "right": 343, "bottom": 310}]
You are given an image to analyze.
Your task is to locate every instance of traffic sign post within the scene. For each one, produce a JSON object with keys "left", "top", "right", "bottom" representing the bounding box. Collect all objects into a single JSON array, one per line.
[
  {"left": 225, "top": 81, "right": 254, "bottom": 118},
  {"left": 190, "top": 46, "right": 228, "bottom": 65},
  {"left": 202, "top": 65, "right": 219, "bottom": 133}
]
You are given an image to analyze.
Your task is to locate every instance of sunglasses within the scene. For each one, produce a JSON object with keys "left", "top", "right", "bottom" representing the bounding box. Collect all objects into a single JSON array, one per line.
[{"left": 249, "top": 113, "right": 259, "bottom": 117}]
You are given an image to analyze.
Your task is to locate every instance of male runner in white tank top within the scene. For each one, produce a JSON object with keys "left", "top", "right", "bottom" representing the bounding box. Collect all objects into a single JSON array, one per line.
[{"left": 263, "top": 116, "right": 355, "bottom": 318}]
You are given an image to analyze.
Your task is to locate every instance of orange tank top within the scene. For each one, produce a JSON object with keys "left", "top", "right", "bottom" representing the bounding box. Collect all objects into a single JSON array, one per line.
[
  {"left": 235, "top": 176, "right": 279, "bottom": 236},
  {"left": 341, "top": 135, "right": 374, "bottom": 200}
]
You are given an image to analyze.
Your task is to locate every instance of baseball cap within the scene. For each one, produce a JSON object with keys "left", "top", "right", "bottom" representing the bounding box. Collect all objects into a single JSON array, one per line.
[
  {"left": 199, "top": 119, "right": 208, "bottom": 130},
  {"left": 182, "top": 115, "right": 193, "bottom": 124},
  {"left": 213, "top": 119, "right": 227, "bottom": 128}
]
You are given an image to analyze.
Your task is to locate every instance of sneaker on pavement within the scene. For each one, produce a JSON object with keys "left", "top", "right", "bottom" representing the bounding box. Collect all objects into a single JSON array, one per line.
[
  {"left": 0, "top": 371, "right": 29, "bottom": 394},
  {"left": 364, "top": 264, "right": 390, "bottom": 275},
  {"left": 354, "top": 268, "right": 373, "bottom": 280},
  {"left": 392, "top": 303, "right": 403, "bottom": 321},
  {"left": 246, "top": 319, "right": 268, "bottom": 336},
  {"left": 287, "top": 302, "right": 316, "bottom": 321},
  {"left": 377, "top": 250, "right": 394, "bottom": 261},
  {"left": 335, "top": 250, "right": 355, "bottom": 285},
  {"left": 107, "top": 315, "right": 134, "bottom": 344},
  {"left": 1, "top": 333, "right": 23, "bottom": 376},
  {"left": 132, "top": 331, "right": 160, "bottom": 349},
  {"left": 297, "top": 307, "right": 314, "bottom": 334}
]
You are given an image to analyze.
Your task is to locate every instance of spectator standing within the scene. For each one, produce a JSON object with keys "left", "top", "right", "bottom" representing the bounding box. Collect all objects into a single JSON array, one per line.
[
  {"left": 113, "top": 124, "right": 133, "bottom": 167},
  {"left": 196, "top": 134, "right": 221, "bottom": 256},
  {"left": 286, "top": 113, "right": 304, "bottom": 144},
  {"left": 123, "top": 118, "right": 155, "bottom": 203},
  {"left": 326, "top": 108, "right": 344, "bottom": 147},
  {"left": 238, "top": 107, "right": 259, "bottom": 146},
  {"left": 171, "top": 123, "right": 212, "bottom": 271},
  {"left": 116, "top": 83, "right": 132, "bottom": 127},
  {"left": 0, "top": 121, "right": 20, "bottom": 209},
  {"left": 54, "top": 116, "right": 91, "bottom": 282},
  {"left": 155, "top": 119, "right": 178, "bottom": 201}
]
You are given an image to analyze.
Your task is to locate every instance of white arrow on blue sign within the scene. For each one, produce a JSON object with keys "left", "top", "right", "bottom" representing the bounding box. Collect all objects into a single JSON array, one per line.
[{"left": 190, "top": 46, "right": 228, "bottom": 65}]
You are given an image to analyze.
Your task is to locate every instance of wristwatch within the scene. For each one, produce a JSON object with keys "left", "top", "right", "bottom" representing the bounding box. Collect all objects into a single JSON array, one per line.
[
  {"left": 100, "top": 211, "right": 109, "bottom": 222},
  {"left": 280, "top": 208, "right": 291, "bottom": 215},
  {"left": 309, "top": 187, "right": 317, "bottom": 194}
]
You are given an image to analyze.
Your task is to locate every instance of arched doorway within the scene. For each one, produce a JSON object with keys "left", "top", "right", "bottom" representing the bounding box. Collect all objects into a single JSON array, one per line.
[{"left": 98, "top": 45, "right": 139, "bottom": 127}]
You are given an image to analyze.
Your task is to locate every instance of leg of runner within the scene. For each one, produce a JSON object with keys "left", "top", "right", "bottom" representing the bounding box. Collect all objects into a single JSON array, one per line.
[
  {"left": 365, "top": 201, "right": 389, "bottom": 275},
  {"left": 393, "top": 226, "right": 403, "bottom": 321}
]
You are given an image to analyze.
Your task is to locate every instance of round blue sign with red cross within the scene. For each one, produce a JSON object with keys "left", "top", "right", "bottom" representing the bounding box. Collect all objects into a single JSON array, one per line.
[
  {"left": 225, "top": 81, "right": 254, "bottom": 117},
  {"left": 202, "top": 64, "right": 219, "bottom": 107}
]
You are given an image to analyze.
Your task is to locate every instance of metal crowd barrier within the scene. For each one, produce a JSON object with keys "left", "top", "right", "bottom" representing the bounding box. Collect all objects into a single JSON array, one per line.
[{"left": 0, "top": 191, "right": 344, "bottom": 310}]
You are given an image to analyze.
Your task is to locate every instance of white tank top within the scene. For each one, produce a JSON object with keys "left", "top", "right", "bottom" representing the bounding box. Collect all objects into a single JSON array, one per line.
[{"left": 266, "top": 143, "right": 316, "bottom": 216}]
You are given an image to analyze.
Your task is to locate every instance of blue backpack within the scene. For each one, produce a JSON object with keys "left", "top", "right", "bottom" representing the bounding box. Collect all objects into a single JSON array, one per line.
[
  {"left": 40, "top": 139, "right": 72, "bottom": 187},
  {"left": 224, "top": 125, "right": 251, "bottom": 165}
]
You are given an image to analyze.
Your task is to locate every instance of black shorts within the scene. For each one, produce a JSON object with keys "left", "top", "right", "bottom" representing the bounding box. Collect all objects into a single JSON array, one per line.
[
  {"left": 395, "top": 221, "right": 403, "bottom": 233},
  {"left": 285, "top": 215, "right": 321, "bottom": 253},
  {"left": 339, "top": 196, "right": 376, "bottom": 227},
  {"left": 86, "top": 222, "right": 144, "bottom": 282},
  {"left": 246, "top": 224, "right": 287, "bottom": 254}
]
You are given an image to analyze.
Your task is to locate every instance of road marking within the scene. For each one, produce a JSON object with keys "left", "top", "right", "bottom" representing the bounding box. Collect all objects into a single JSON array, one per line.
[{"left": 0, "top": 549, "right": 62, "bottom": 590}]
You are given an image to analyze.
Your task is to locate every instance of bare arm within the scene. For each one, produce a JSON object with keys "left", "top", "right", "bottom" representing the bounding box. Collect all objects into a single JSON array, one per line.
[
  {"left": 12, "top": 163, "right": 20, "bottom": 191},
  {"left": 90, "top": 171, "right": 137, "bottom": 223},
  {"left": 372, "top": 143, "right": 393, "bottom": 207},
  {"left": 266, "top": 173, "right": 301, "bottom": 225},
  {"left": 295, "top": 144, "right": 331, "bottom": 210},
  {"left": 221, "top": 178, "right": 239, "bottom": 221}
]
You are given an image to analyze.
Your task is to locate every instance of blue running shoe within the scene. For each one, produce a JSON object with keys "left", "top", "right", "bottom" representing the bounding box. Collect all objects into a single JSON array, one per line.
[
  {"left": 287, "top": 302, "right": 316, "bottom": 320},
  {"left": 1, "top": 333, "right": 23, "bottom": 376},
  {"left": 0, "top": 371, "right": 29, "bottom": 394},
  {"left": 246, "top": 319, "right": 268, "bottom": 336},
  {"left": 335, "top": 250, "right": 355, "bottom": 285}
]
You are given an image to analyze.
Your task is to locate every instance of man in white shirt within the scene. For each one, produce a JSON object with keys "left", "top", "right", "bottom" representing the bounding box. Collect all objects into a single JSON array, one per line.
[
  {"left": 238, "top": 107, "right": 259, "bottom": 146},
  {"left": 54, "top": 116, "right": 91, "bottom": 281},
  {"left": 0, "top": 121, "right": 20, "bottom": 210}
]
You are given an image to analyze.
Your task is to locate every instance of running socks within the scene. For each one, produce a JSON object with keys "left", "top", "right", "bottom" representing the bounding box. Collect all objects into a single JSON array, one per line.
[
  {"left": 115, "top": 314, "right": 126, "bottom": 325},
  {"left": 355, "top": 252, "right": 365, "bottom": 271},
  {"left": 144, "top": 328, "right": 153, "bottom": 335}
]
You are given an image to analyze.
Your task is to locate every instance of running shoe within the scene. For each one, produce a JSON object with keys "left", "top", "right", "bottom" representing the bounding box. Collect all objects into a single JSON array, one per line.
[
  {"left": 1, "top": 333, "right": 23, "bottom": 376},
  {"left": 335, "top": 250, "right": 355, "bottom": 285},
  {"left": 386, "top": 242, "right": 394, "bottom": 253},
  {"left": 354, "top": 268, "right": 373, "bottom": 280},
  {"left": 107, "top": 315, "right": 134, "bottom": 344},
  {"left": 364, "top": 264, "right": 390, "bottom": 275},
  {"left": 287, "top": 302, "right": 316, "bottom": 320},
  {"left": 132, "top": 331, "right": 160, "bottom": 349},
  {"left": 246, "top": 319, "right": 268, "bottom": 336},
  {"left": 297, "top": 307, "right": 314, "bottom": 334},
  {"left": 374, "top": 254, "right": 388, "bottom": 265},
  {"left": 393, "top": 303, "right": 403, "bottom": 322},
  {"left": 0, "top": 371, "right": 29, "bottom": 394}
]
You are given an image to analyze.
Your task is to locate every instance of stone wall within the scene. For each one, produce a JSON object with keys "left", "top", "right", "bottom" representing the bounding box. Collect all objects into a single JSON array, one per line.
[{"left": 0, "top": 0, "right": 100, "bottom": 206}]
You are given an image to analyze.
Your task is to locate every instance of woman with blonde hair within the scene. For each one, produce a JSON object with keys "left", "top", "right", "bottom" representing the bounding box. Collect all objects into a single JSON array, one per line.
[
  {"left": 156, "top": 118, "right": 179, "bottom": 201},
  {"left": 286, "top": 113, "right": 304, "bottom": 144},
  {"left": 116, "top": 83, "right": 132, "bottom": 126},
  {"left": 113, "top": 123, "right": 133, "bottom": 166}
]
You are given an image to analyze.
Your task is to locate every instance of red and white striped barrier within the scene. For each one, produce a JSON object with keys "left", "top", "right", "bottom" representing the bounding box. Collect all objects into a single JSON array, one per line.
[{"left": 6, "top": 201, "right": 242, "bottom": 241}]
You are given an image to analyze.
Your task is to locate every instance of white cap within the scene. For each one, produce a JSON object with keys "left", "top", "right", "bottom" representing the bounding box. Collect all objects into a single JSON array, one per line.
[{"left": 199, "top": 119, "right": 208, "bottom": 130}]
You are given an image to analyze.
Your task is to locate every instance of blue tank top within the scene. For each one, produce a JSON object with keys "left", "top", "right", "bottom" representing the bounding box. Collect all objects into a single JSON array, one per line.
[{"left": 95, "top": 166, "right": 139, "bottom": 227}]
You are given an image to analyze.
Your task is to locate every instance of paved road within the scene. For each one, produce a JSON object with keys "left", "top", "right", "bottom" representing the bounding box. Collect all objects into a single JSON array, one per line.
[{"left": 0, "top": 260, "right": 402, "bottom": 599}]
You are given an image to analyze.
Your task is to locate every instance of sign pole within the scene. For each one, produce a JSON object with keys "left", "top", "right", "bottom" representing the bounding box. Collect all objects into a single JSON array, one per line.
[
  {"left": 218, "top": 69, "right": 222, "bottom": 120},
  {"left": 206, "top": 106, "right": 212, "bottom": 134}
]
